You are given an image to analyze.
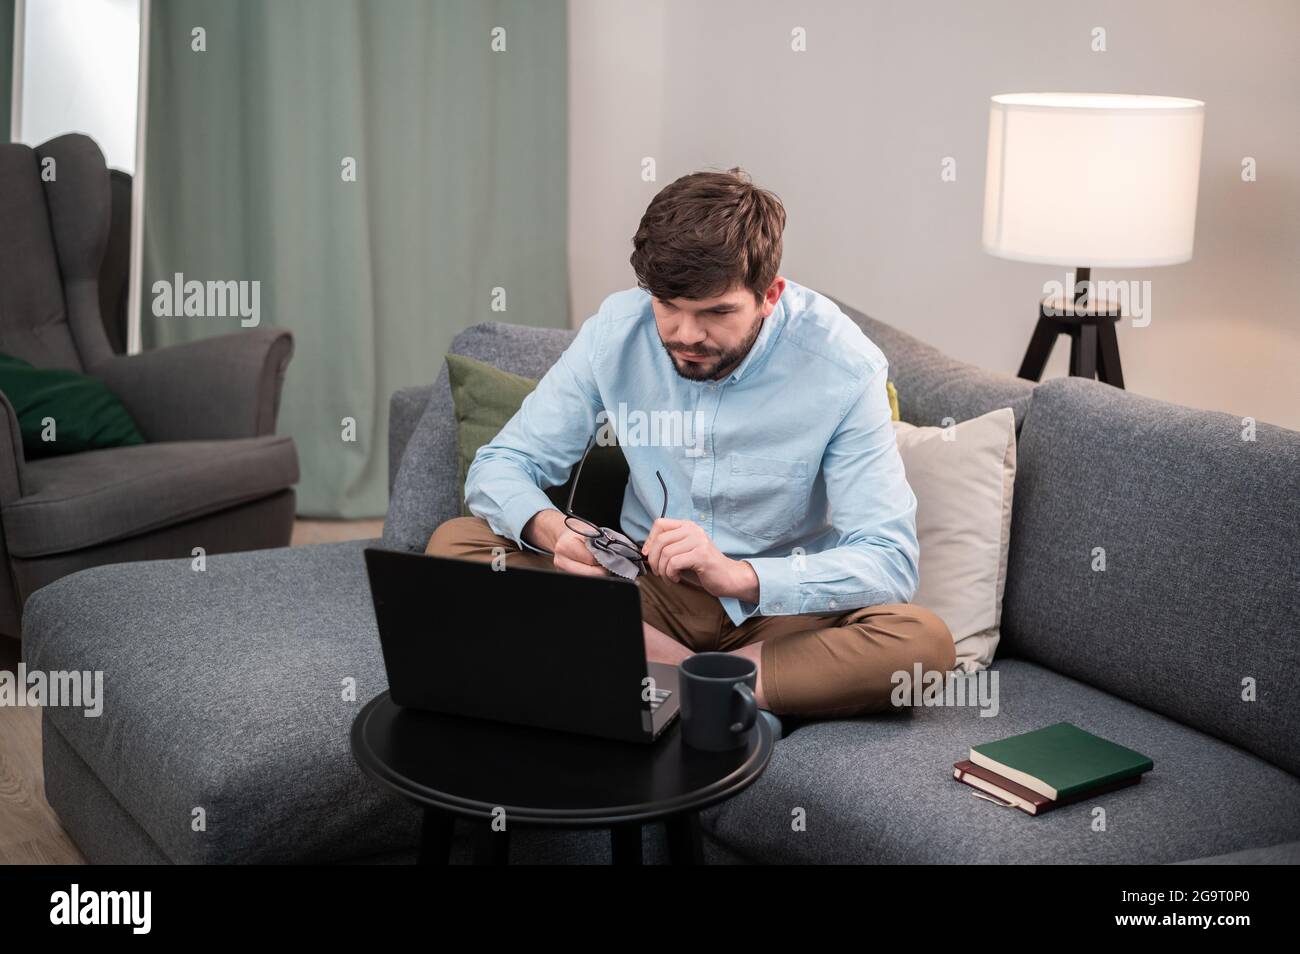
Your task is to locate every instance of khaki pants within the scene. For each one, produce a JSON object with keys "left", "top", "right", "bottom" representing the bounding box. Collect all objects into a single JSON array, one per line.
[{"left": 425, "top": 516, "right": 955, "bottom": 719}]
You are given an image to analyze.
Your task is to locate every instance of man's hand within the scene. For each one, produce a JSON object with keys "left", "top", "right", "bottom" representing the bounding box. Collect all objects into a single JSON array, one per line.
[
  {"left": 642, "top": 518, "right": 759, "bottom": 602},
  {"left": 523, "top": 508, "right": 607, "bottom": 577}
]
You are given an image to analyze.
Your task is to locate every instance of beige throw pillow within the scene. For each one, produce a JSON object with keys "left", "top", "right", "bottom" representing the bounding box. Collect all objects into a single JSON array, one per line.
[{"left": 893, "top": 408, "right": 1017, "bottom": 672}]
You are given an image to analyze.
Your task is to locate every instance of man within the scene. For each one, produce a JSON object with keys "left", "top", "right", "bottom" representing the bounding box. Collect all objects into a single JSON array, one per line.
[{"left": 427, "top": 168, "right": 953, "bottom": 722}]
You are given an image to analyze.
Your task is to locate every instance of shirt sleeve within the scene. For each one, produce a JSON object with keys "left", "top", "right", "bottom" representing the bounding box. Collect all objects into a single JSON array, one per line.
[
  {"left": 734, "top": 362, "right": 919, "bottom": 619},
  {"left": 464, "top": 315, "right": 606, "bottom": 552}
]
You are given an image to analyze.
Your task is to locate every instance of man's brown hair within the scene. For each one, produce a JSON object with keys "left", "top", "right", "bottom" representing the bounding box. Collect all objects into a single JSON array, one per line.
[{"left": 629, "top": 167, "right": 786, "bottom": 304}]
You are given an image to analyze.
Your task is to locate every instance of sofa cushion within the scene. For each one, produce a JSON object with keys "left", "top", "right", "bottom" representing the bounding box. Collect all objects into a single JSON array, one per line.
[
  {"left": 1001, "top": 377, "right": 1300, "bottom": 777},
  {"left": 446, "top": 352, "right": 629, "bottom": 528},
  {"left": 21, "top": 539, "right": 422, "bottom": 863},
  {"left": 3, "top": 435, "right": 298, "bottom": 557},
  {"left": 895, "top": 408, "right": 1016, "bottom": 672},
  {"left": 384, "top": 322, "right": 576, "bottom": 552},
  {"left": 701, "top": 659, "right": 1300, "bottom": 863}
]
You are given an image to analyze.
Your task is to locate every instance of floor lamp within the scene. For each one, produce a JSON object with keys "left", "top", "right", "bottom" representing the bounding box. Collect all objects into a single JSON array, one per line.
[{"left": 981, "top": 93, "right": 1205, "bottom": 388}]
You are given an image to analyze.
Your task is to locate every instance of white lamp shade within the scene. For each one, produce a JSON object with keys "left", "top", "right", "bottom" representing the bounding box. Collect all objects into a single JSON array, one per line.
[{"left": 982, "top": 93, "right": 1205, "bottom": 268}]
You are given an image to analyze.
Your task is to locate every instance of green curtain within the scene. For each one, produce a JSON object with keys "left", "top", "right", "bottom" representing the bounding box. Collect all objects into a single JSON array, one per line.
[
  {"left": 0, "top": 0, "right": 13, "bottom": 140},
  {"left": 142, "top": 0, "right": 568, "bottom": 517}
]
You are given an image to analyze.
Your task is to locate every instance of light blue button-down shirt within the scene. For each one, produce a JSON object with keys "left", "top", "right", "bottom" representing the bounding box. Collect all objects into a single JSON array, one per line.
[{"left": 464, "top": 279, "right": 919, "bottom": 626}]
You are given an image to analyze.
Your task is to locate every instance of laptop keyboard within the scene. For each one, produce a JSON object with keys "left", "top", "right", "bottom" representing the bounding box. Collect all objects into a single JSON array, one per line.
[{"left": 648, "top": 687, "right": 672, "bottom": 711}]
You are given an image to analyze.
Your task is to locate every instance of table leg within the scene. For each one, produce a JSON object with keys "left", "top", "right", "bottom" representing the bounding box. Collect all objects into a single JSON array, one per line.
[
  {"left": 610, "top": 822, "right": 643, "bottom": 864},
  {"left": 418, "top": 807, "right": 455, "bottom": 865},
  {"left": 666, "top": 812, "right": 704, "bottom": 865}
]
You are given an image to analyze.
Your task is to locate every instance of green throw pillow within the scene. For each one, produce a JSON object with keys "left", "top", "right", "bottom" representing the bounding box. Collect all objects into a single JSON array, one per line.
[
  {"left": 0, "top": 352, "right": 145, "bottom": 459},
  {"left": 887, "top": 379, "right": 900, "bottom": 422},
  {"left": 445, "top": 353, "right": 628, "bottom": 530}
]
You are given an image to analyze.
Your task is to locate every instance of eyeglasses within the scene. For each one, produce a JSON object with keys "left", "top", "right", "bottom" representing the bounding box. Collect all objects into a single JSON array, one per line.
[{"left": 563, "top": 433, "right": 667, "bottom": 572}]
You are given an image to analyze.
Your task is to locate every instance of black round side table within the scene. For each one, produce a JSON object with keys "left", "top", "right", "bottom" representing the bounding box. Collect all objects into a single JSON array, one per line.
[{"left": 351, "top": 690, "right": 773, "bottom": 865}]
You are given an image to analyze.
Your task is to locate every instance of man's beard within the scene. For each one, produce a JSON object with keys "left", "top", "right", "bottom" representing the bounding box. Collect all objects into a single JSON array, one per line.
[{"left": 661, "top": 314, "right": 765, "bottom": 381}]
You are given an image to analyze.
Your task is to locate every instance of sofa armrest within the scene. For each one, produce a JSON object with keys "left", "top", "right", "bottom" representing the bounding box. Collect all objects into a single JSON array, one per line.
[
  {"left": 92, "top": 329, "right": 294, "bottom": 441},
  {"left": 0, "top": 390, "right": 26, "bottom": 505},
  {"left": 388, "top": 385, "right": 433, "bottom": 495}
]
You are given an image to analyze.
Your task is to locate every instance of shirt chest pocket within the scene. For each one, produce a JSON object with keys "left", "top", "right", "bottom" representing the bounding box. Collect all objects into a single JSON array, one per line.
[{"left": 725, "top": 454, "right": 811, "bottom": 543}]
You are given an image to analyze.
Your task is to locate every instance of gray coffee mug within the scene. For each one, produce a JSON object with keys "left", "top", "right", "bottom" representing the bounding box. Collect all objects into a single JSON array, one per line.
[{"left": 678, "top": 653, "right": 758, "bottom": 751}]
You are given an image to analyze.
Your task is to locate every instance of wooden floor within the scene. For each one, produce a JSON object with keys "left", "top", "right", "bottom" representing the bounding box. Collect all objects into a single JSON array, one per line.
[{"left": 0, "top": 518, "right": 384, "bottom": 865}]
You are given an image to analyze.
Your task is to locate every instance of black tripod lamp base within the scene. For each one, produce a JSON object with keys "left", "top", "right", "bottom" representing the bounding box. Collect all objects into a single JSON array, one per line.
[
  {"left": 1016, "top": 268, "right": 1125, "bottom": 388},
  {"left": 1017, "top": 307, "right": 1125, "bottom": 389}
]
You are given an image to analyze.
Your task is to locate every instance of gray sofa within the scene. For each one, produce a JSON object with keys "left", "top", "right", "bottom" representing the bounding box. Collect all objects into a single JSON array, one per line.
[{"left": 22, "top": 299, "right": 1300, "bottom": 864}]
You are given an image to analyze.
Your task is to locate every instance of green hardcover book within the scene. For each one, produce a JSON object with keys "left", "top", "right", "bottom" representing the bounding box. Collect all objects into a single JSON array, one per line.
[{"left": 969, "top": 722, "right": 1153, "bottom": 800}]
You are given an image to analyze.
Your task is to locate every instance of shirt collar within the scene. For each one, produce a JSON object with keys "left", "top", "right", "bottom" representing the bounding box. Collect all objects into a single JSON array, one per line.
[{"left": 724, "top": 291, "right": 788, "bottom": 384}]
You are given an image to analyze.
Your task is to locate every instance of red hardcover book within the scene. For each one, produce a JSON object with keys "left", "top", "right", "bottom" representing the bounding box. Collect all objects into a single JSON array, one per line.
[{"left": 953, "top": 759, "right": 1140, "bottom": 815}]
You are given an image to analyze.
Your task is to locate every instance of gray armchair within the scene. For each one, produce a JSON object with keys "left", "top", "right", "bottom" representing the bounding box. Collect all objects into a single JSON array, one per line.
[{"left": 0, "top": 133, "right": 298, "bottom": 635}]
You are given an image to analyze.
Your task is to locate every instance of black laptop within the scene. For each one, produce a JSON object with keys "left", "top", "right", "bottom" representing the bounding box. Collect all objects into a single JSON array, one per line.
[{"left": 363, "top": 548, "right": 680, "bottom": 744}]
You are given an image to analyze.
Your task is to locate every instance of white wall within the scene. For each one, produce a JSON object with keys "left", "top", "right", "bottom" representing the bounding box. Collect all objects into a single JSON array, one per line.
[
  {"left": 566, "top": 0, "right": 667, "bottom": 324},
  {"left": 17, "top": 0, "right": 141, "bottom": 172},
  {"left": 569, "top": 0, "right": 1300, "bottom": 431}
]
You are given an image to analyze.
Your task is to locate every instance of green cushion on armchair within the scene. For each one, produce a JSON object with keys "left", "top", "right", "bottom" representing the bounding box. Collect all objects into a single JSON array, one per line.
[{"left": 0, "top": 352, "right": 146, "bottom": 459}]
